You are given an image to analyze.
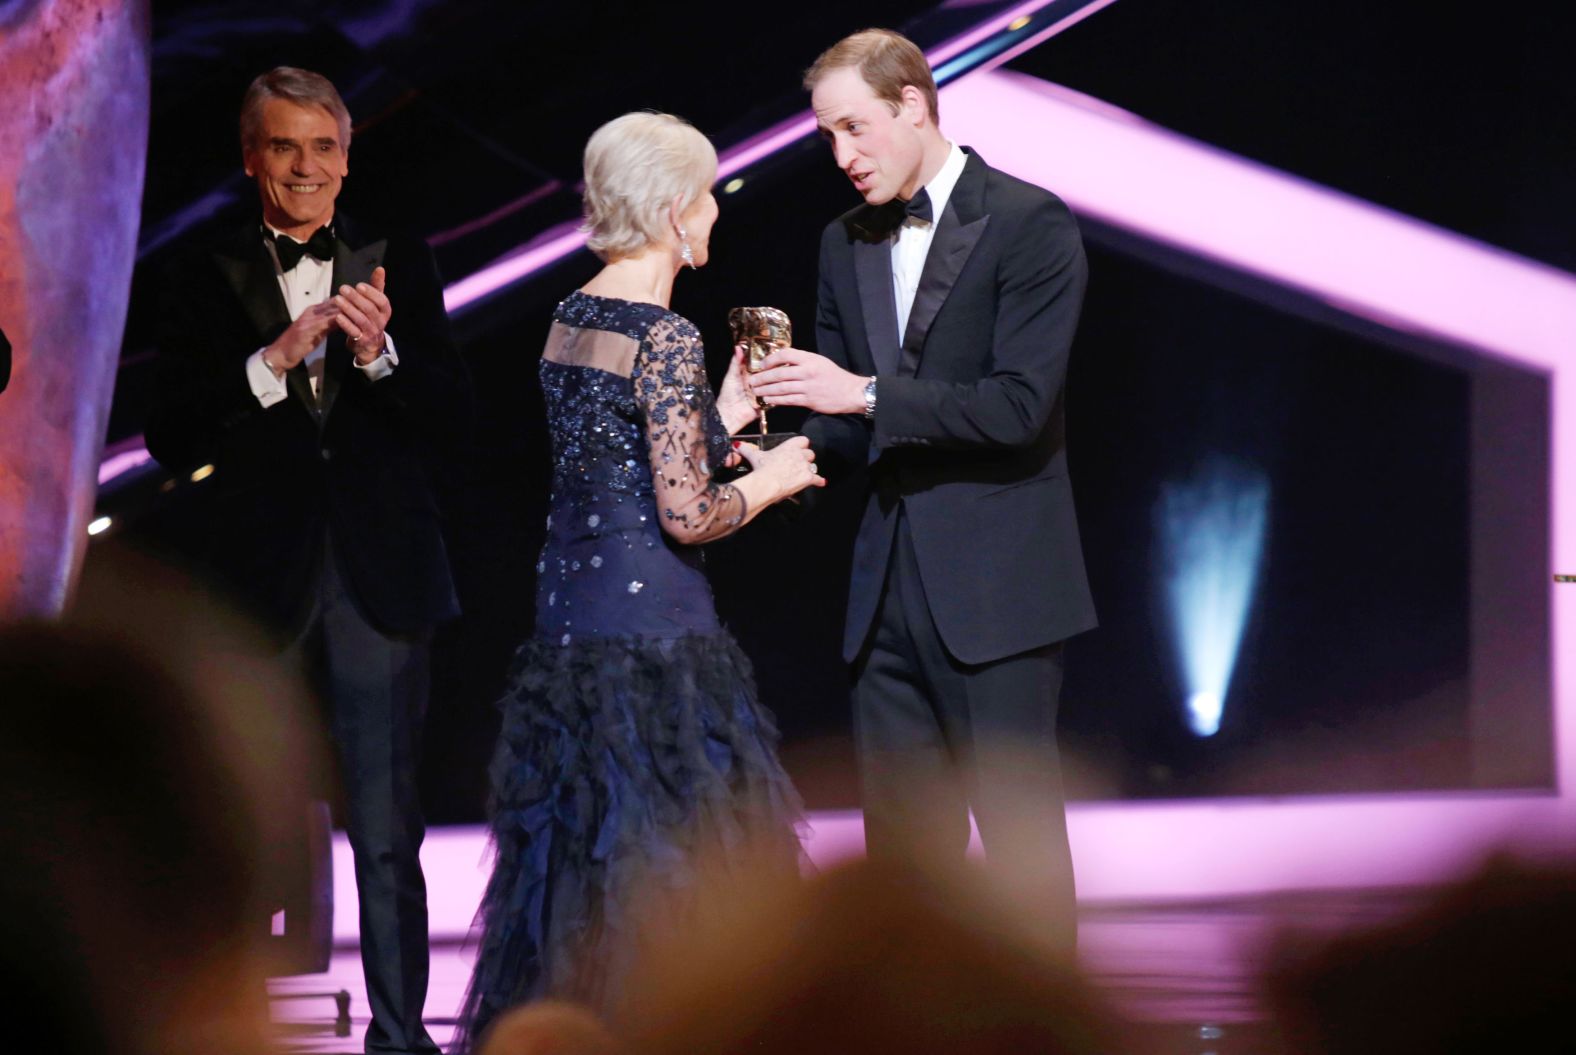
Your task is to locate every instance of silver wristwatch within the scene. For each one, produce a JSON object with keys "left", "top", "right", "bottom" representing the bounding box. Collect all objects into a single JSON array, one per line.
[{"left": 863, "top": 376, "right": 878, "bottom": 419}]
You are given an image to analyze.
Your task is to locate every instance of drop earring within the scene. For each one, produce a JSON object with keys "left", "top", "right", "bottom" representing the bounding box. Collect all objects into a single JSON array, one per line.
[{"left": 678, "top": 226, "right": 695, "bottom": 269}]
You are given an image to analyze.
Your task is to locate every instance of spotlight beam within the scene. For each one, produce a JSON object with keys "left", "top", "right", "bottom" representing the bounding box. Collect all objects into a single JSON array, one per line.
[{"left": 1157, "top": 461, "right": 1270, "bottom": 737}]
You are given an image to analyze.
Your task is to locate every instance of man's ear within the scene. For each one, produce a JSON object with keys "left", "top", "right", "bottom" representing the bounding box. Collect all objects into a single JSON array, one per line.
[{"left": 900, "top": 84, "right": 928, "bottom": 125}]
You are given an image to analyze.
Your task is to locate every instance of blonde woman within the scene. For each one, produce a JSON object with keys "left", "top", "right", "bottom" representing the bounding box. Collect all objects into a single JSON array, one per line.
[{"left": 453, "top": 112, "right": 818, "bottom": 1049}]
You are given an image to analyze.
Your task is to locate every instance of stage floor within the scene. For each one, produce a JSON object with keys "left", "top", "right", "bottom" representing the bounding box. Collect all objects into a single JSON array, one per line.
[{"left": 268, "top": 821, "right": 1419, "bottom": 1054}]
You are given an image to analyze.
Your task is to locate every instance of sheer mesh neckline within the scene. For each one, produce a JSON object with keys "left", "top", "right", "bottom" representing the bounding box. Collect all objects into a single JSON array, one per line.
[
  {"left": 556, "top": 290, "right": 685, "bottom": 342},
  {"left": 562, "top": 289, "right": 678, "bottom": 321},
  {"left": 568, "top": 289, "right": 667, "bottom": 310}
]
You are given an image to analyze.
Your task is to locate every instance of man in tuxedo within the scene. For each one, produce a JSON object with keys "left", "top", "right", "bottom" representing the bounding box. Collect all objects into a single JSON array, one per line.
[
  {"left": 751, "top": 29, "right": 1094, "bottom": 951},
  {"left": 144, "top": 67, "right": 469, "bottom": 1055}
]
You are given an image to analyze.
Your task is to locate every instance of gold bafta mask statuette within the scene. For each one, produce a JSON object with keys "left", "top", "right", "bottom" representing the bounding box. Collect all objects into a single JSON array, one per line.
[{"left": 728, "top": 306, "right": 792, "bottom": 440}]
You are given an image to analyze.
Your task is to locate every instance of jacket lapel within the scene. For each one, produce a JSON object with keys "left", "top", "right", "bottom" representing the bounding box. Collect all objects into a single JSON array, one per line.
[
  {"left": 319, "top": 227, "right": 386, "bottom": 424},
  {"left": 214, "top": 227, "right": 320, "bottom": 418},
  {"left": 214, "top": 228, "right": 290, "bottom": 346},
  {"left": 852, "top": 235, "right": 901, "bottom": 378},
  {"left": 898, "top": 153, "right": 990, "bottom": 377},
  {"left": 845, "top": 202, "right": 903, "bottom": 377}
]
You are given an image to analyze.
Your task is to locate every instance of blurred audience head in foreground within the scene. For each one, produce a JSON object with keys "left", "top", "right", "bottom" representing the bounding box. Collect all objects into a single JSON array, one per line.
[
  {"left": 478, "top": 1000, "right": 625, "bottom": 1055},
  {"left": 0, "top": 550, "right": 325, "bottom": 1055},
  {"left": 616, "top": 854, "right": 1124, "bottom": 1055},
  {"left": 1267, "top": 853, "right": 1576, "bottom": 1055}
]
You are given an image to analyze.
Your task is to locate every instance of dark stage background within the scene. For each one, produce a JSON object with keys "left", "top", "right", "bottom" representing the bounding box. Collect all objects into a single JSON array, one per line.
[{"left": 101, "top": 0, "right": 1571, "bottom": 821}]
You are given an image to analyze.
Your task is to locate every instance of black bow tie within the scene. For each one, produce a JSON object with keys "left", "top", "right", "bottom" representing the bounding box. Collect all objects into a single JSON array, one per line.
[
  {"left": 856, "top": 189, "right": 935, "bottom": 241},
  {"left": 271, "top": 226, "right": 335, "bottom": 271},
  {"left": 900, "top": 188, "right": 933, "bottom": 225}
]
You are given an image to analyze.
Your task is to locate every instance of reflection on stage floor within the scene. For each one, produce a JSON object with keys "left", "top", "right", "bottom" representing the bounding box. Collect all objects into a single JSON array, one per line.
[{"left": 268, "top": 825, "right": 1427, "bottom": 1054}]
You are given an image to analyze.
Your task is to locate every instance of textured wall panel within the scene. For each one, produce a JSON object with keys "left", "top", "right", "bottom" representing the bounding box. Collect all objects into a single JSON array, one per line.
[{"left": 0, "top": 0, "right": 150, "bottom": 616}]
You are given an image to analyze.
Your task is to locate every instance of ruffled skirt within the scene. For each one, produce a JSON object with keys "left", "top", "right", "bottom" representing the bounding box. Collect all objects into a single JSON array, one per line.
[{"left": 451, "top": 630, "right": 803, "bottom": 1051}]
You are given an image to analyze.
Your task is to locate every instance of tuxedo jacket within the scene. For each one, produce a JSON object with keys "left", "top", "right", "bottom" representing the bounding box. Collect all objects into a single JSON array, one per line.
[
  {"left": 144, "top": 216, "right": 471, "bottom": 639},
  {"left": 806, "top": 150, "right": 1096, "bottom": 666}
]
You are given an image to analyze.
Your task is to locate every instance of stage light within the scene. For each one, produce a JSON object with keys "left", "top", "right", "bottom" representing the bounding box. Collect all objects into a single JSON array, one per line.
[
  {"left": 97, "top": 446, "right": 152, "bottom": 485},
  {"left": 190, "top": 463, "right": 215, "bottom": 483},
  {"left": 87, "top": 516, "right": 112, "bottom": 536},
  {"left": 1157, "top": 459, "right": 1269, "bottom": 737},
  {"left": 1008, "top": 16, "right": 1032, "bottom": 31},
  {"left": 723, "top": 177, "right": 745, "bottom": 194},
  {"left": 1187, "top": 690, "right": 1223, "bottom": 738}
]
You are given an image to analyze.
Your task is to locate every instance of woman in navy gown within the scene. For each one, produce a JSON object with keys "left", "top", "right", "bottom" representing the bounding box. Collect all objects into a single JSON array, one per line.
[{"left": 453, "top": 112, "right": 822, "bottom": 1049}]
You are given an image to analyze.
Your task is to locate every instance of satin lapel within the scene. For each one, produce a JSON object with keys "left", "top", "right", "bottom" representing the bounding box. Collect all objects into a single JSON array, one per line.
[
  {"left": 336, "top": 234, "right": 385, "bottom": 289},
  {"left": 214, "top": 232, "right": 318, "bottom": 418},
  {"left": 320, "top": 235, "right": 387, "bottom": 424},
  {"left": 852, "top": 237, "right": 900, "bottom": 378},
  {"left": 214, "top": 233, "right": 290, "bottom": 347},
  {"left": 898, "top": 198, "right": 989, "bottom": 377}
]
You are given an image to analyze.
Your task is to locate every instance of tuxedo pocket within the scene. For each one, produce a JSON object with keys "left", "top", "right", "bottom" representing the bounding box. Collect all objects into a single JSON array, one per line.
[{"left": 974, "top": 470, "right": 1065, "bottom": 499}]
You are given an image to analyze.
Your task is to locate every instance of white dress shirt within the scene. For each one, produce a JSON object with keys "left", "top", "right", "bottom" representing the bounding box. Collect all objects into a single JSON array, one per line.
[
  {"left": 246, "top": 224, "right": 398, "bottom": 408},
  {"left": 892, "top": 142, "right": 968, "bottom": 341}
]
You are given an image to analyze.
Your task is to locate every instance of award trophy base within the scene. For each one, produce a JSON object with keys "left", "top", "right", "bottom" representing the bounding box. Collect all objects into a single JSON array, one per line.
[
  {"left": 724, "top": 411, "right": 799, "bottom": 485},
  {"left": 731, "top": 430, "right": 798, "bottom": 451},
  {"left": 732, "top": 403, "right": 796, "bottom": 452}
]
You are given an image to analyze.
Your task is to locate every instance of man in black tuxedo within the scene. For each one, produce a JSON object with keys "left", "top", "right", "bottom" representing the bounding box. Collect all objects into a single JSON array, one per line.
[
  {"left": 144, "top": 67, "right": 469, "bottom": 1055},
  {"left": 752, "top": 29, "right": 1094, "bottom": 951}
]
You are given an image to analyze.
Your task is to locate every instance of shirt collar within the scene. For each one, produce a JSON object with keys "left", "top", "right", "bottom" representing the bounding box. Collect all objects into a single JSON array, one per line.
[
  {"left": 262, "top": 219, "right": 335, "bottom": 243},
  {"left": 261, "top": 221, "right": 335, "bottom": 274},
  {"left": 919, "top": 142, "right": 968, "bottom": 224}
]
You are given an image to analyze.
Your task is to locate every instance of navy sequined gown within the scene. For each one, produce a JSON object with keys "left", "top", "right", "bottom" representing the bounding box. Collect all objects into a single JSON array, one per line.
[{"left": 453, "top": 292, "right": 802, "bottom": 1048}]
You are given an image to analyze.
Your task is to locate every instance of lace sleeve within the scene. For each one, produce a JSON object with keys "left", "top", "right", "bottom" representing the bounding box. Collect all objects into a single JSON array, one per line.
[{"left": 632, "top": 315, "right": 748, "bottom": 544}]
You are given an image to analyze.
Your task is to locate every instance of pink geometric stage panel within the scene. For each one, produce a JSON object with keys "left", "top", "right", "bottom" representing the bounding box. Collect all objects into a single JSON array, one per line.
[
  {"left": 941, "top": 68, "right": 1576, "bottom": 900},
  {"left": 439, "top": 0, "right": 1120, "bottom": 314}
]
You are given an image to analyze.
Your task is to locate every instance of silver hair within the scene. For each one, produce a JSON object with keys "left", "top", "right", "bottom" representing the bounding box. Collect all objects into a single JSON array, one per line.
[
  {"left": 239, "top": 67, "right": 352, "bottom": 153},
  {"left": 581, "top": 112, "right": 717, "bottom": 261}
]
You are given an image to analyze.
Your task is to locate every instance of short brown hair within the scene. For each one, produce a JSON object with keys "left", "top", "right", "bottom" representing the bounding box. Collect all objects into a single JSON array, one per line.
[
  {"left": 804, "top": 28, "right": 939, "bottom": 123},
  {"left": 239, "top": 66, "right": 352, "bottom": 153}
]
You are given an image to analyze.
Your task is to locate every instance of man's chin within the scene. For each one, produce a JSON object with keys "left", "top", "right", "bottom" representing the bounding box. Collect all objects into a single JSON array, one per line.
[{"left": 267, "top": 208, "right": 334, "bottom": 232}]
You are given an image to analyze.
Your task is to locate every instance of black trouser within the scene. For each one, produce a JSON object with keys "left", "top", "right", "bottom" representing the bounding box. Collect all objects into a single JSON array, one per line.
[
  {"left": 852, "top": 513, "right": 1076, "bottom": 956},
  {"left": 286, "top": 540, "right": 438, "bottom": 1055}
]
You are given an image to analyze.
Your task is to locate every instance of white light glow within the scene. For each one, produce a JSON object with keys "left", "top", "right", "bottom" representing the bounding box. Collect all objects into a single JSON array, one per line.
[
  {"left": 1158, "top": 460, "right": 1270, "bottom": 738},
  {"left": 1187, "top": 690, "right": 1224, "bottom": 738}
]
